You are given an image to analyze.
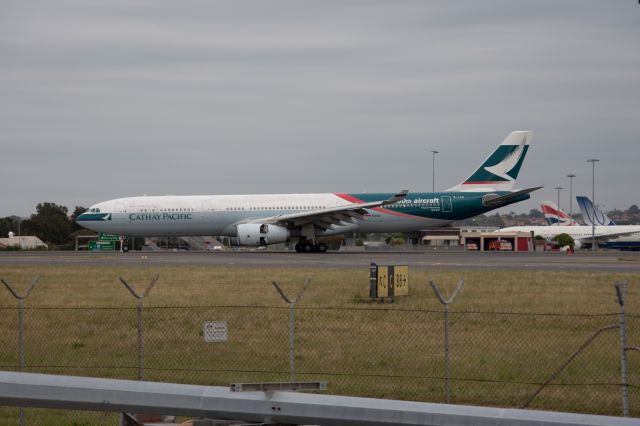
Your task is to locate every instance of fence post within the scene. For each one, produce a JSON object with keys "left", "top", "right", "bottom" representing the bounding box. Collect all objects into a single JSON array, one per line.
[
  {"left": 1, "top": 276, "right": 40, "bottom": 426},
  {"left": 615, "top": 281, "right": 630, "bottom": 417},
  {"left": 429, "top": 278, "right": 464, "bottom": 403},
  {"left": 521, "top": 323, "right": 618, "bottom": 409},
  {"left": 118, "top": 274, "right": 159, "bottom": 381},
  {"left": 272, "top": 278, "right": 311, "bottom": 382}
]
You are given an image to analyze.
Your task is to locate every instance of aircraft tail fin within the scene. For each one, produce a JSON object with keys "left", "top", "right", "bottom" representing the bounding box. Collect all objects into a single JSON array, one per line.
[
  {"left": 447, "top": 131, "right": 532, "bottom": 192},
  {"left": 540, "top": 201, "right": 578, "bottom": 226},
  {"left": 576, "top": 196, "right": 616, "bottom": 226}
]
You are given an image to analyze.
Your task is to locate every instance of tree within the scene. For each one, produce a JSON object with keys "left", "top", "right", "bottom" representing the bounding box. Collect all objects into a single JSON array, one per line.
[
  {"left": 385, "top": 233, "right": 406, "bottom": 245},
  {"left": 21, "top": 202, "right": 74, "bottom": 246},
  {"left": 528, "top": 208, "right": 543, "bottom": 218},
  {"left": 70, "top": 206, "right": 87, "bottom": 232},
  {"left": 629, "top": 205, "right": 639, "bottom": 214},
  {"left": 484, "top": 212, "right": 505, "bottom": 228},
  {"left": 0, "top": 217, "right": 13, "bottom": 238},
  {"left": 0, "top": 216, "right": 23, "bottom": 238},
  {"left": 553, "top": 233, "right": 575, "bottom": 248}
]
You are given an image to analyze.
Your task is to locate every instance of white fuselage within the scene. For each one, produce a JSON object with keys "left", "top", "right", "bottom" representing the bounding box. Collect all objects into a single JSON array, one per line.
[
  {"left": 499, "top": 225, "right": 640, "bottom": 244},
  {"left": 80, "top": 194, "right": 445, "bottom": 237}
]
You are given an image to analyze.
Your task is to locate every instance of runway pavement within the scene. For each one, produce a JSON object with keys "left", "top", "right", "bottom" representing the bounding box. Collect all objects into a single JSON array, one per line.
[{"left": 1, "top": 250, "right": 639, "bottom": 271}]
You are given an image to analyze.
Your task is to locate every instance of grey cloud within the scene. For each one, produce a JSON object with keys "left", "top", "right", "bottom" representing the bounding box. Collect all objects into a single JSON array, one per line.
[{"left": 1, "top": 0, "right": 639, "bottom": 216}]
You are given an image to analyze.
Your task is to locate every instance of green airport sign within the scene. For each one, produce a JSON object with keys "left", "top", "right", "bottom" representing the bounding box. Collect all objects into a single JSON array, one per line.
[
  {"left": 89, "top": 241, "right": 116, "bottom": 251},
  {"left": 99, "top": 233, "right": 120, "bottom": 241}
]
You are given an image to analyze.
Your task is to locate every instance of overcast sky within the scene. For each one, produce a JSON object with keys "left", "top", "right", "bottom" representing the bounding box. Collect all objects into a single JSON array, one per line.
[{"left": 1, "top": 0, "right": 639, "bottom": 217}]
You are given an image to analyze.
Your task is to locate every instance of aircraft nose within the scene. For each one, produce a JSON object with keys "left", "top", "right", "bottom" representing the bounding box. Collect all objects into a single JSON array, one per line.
[
  {"left": 76, "top": 212, "right": 91, "bottom": 224},
  {"left": 76, "top": 211, "right": 111, "bottom": 223}
]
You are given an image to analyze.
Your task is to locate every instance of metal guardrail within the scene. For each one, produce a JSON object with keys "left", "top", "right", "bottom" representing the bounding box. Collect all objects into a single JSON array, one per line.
[{"left": 0, "top": 371, "right": 638, "bottom": 426}]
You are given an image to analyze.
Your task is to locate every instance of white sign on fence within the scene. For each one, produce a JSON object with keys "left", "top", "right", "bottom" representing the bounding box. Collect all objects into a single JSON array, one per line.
[{"left": 203, "top": 321, "right": 228, "bottom": 342}]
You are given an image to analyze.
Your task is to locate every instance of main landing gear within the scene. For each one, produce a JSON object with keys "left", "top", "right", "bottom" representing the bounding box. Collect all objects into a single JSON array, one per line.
[{"left": 294, "top": 241, "right": 328, "bottom": 253}]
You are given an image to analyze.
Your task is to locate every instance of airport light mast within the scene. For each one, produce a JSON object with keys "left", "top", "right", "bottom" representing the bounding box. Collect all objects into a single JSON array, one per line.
[
  {"left": 554, "top": 187, "right": 563, "bottom": 226},
  {"left": 566, "top": 174, "right": 576, "bottom": 220},
  {"left": 431, "top": 150, "right": 439, "bottom": 192},
  {"left": 587, "top": 159, "right": 599, "bottom": 251}
]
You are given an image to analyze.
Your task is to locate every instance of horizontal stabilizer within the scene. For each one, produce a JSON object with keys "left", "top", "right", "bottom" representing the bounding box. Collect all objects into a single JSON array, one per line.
[{"left": 482, "top": 186, "right": 543, "bottom": 207}]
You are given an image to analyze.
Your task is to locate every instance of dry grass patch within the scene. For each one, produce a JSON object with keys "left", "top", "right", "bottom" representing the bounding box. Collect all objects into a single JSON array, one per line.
[{"left": 0, "top": 264, "right": 638, "bottom": 420}]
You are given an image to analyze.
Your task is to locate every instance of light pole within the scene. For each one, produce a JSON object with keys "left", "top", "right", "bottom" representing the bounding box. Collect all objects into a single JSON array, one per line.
[
  {"left": 431, "top": 150, "right": 439, "bottom": 192},
  {"left": 587, "top": 159, "right": 600, "bottom": 251},
  {"left": 554, "top": 187, "right": 563, "bottom": 226},
  {"left": 13, "top": 217, "right": 22, "bottom": 237},
  {"left": 566, "top": 174, "right": 576, "bottom": 221}
]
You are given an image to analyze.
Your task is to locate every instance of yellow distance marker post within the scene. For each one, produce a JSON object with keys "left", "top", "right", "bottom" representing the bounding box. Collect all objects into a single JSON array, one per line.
[
  {"left": 377, "top": 266, "right": 389, "bottom": 298},
  {"left": 393, "top": 265, "right": 409, "bottom": 296},
  {"left": 370, "top": 263, "right": 408, "bottom": 300}
]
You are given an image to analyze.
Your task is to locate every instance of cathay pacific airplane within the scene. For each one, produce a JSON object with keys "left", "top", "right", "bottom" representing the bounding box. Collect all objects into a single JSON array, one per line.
[{"left": 77, "top": 131, "right": 540, "bottom": 252}]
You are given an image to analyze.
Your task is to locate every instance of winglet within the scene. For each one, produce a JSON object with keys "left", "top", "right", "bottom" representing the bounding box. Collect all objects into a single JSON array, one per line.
[{"left": 383, "top": 189, "right": 409, "bottom": 205}]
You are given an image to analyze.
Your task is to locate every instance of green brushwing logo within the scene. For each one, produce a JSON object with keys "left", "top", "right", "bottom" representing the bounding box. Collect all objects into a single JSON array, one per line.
[{"left": 467, "top": 138, "right": 528, "bottom": 183}]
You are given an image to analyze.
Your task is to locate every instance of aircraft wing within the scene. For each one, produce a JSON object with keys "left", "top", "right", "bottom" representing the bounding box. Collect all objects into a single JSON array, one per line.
[
  {"left": 246, "top": 190, "right": 409, "bottom": 230},
  {"left": 578, "top": 230, "right": 639, "bottom": 244}
]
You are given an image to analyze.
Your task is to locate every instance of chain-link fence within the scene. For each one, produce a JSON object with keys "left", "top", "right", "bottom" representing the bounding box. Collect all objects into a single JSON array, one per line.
[{"left": 0, "top": 279, "right": 637, "bottom": 424}]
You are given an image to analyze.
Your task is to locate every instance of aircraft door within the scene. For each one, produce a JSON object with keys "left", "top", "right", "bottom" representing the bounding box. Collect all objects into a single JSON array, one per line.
[{"left": 441, "top": 196, "right": 452, "bottom": 213}]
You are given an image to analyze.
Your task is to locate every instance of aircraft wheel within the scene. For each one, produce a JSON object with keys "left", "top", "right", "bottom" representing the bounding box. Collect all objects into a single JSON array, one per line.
[
  {"left": 294, "top": 243, "right": 303, "bottom": 253},
  {"left": 317, "top": 243, "right": 328, "bottom": 253},
  {"left": 303, "top": 243, "right": 313, "bottom": 253},
  {"left": 122, "top": 245, "right": 129, "bottom": 253}
]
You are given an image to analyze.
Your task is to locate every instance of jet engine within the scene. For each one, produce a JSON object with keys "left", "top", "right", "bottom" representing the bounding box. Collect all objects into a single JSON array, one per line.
[{"left": 236, "top": 223, "right": 289, "bottom": 246}]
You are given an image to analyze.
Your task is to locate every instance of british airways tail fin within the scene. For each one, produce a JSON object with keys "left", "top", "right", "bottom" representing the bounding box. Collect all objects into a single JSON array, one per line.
[
  {"left": 447, "top": 131, "right": 532, "bottom": 192},
  {"left": 576, "top": 196, "right": 616, "bottom": 226},
  {"left": 540, "top": 201, "right": 578, "bottom": 226}
]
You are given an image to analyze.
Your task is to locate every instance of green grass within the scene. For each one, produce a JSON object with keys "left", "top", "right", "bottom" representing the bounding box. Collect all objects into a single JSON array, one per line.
[
  {"left": 0, "top": 265, "right": 638, "bottom": 424},
  {"left": 0, "top": 265, "right": 635, "bottom": 312}
]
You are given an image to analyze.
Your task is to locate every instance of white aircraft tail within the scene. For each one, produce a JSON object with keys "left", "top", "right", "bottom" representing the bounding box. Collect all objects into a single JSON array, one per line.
[
  {"left": 576, "top": 196, "right": 616, "bottom": 226},
  {"left": 447, "top": 131, "right": 533, "bottom": 192},
  {"left": 540, "top": 201, "right": 578, "bottom": 226}
]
